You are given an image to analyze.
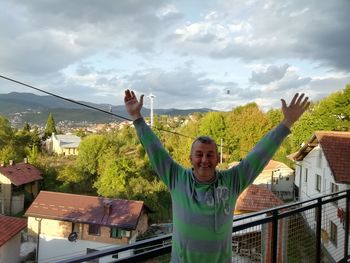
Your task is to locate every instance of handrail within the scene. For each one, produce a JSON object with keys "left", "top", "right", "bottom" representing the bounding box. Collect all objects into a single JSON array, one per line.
[{"left": 57, "top": 189, "right": 350, "bottom": 263}]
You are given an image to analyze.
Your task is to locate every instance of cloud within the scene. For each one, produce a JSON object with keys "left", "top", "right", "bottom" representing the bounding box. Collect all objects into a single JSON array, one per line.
[
  {"left": 250, "top": 64, "right": 290, "bottom": 84},
  {"left": 173, "top": 1, "right": 350, "bottom": 71}
]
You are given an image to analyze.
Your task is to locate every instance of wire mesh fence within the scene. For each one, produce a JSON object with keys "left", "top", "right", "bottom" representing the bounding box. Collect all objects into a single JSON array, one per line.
[{"left": 59, "top": 190, "right": 350, "bottom": 263}]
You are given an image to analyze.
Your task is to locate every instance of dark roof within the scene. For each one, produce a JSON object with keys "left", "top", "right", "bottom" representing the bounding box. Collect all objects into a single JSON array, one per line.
[
  {"left": 0, "top": 162, "right": 43, "bottom": 186},
  {"left": 235, "top": 185, "right": 284, "bottom": 212},
  {"left": 292, "top": 131, "right": 350, "bottom": 183},
  {"left": 0, "top": 215, "right": 27, "bottom": 247},
  {"left": 25, "top": 191, "right": 148, "bottom": 230}
]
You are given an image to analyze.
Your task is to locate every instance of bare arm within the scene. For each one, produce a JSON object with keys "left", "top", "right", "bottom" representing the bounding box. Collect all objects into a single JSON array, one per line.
[
  {"left": 281, "top": 93, "right": 310, "bottom": 129},
  {"left": 124, "top": 89, "right": 144, "bottom": 121}
]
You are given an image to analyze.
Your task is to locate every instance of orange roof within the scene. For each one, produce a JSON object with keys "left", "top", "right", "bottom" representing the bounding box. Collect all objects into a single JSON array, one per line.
[
  {"left": 235, "top": 185, "right": 283, "bottom": 212},
  {"left": 0, "top": 215, "right": 27, "bottom": 247},
  {"left": 263, "top": 160, "right": 292, "bottom": 171},
  {"left": 25, "top": 191, "right": 149, "bottom": 230},
  {"left": 292, "top": 131, "right": 350, "bottom": 183},
  {"left": 0, "top": 162, "right": 43, "bottom": 186}
]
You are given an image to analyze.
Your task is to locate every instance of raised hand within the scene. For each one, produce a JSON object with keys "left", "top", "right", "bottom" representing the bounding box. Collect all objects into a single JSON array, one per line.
[
  {"left": 124, "top": 89, "right": 144, "bottom": 120},
  {"left": 281, "top": 93, "right": 310, "bottom": 129}
]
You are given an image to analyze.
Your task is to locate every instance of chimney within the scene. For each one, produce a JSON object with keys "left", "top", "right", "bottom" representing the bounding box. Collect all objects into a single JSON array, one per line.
[
  {"left": 9, "top": 160, "right": 14, "bottom": 166},
  {"left": 103, "top": 201, "right": 113, "bottom": 216}
]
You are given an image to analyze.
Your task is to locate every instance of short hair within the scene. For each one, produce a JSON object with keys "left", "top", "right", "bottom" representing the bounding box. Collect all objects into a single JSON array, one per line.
[{"left": 190, "top": 136, "right": 218, "bottom": 154}]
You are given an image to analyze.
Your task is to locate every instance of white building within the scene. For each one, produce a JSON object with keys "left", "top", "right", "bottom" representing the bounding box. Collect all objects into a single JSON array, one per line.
[
  {"left": 291, "top": 131, "right": 350, "bottom": 262},
  {"left": 0, "top": 215, "right": 27, "bottom": 263},
  {"left": 230, "top": 160, "right": 295, "bottom": 201},
  {"left": 47, "top": 133, "right": 81, "bottom": 156},
  {"left": 25, "top": 191, "right": 150, "bottom": 263}
]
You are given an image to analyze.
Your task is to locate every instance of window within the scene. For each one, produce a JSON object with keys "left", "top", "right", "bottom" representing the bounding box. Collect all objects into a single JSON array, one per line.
[
  {"left": 331, "top": 183, "right": 339, "bottom": 194},
  {"left": 88, "top": 224, "right": 100, "bottom": 236},
  {"left": 331, "top": 183, "right": 339, "bottom": 205},
  {"left": 110, "top": 227, "right": 122, "bottom": 239},
  {"left": 330, "top": 221, "right": 337, "bottom": 246},
  {"left": 317, "top": 149, "right": 322, "bottom": 168},
  {"left": 110, "top": 227, "right": 131, "bottom": 239},
  {"left": 316, "top": 174, "right": 321, "bottom": 192},
  {"left": 304, "top": 168, "right": 308, "bottom": 182}
]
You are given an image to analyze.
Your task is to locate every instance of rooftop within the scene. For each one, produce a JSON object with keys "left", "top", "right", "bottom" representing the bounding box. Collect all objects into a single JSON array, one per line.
[
  {"left": 292, "top": 131, "right": 350, "bottom": 183},
  {"left": 0, "top": 215, "right": 27, "bottom": 247},
  {"left": 25, "top": 191, "right": 148, "bottom": 229},
  {"left": 235, "top": 184, "right": 284, "bottom": 212},
  {"left": 0, "top": 162, "right": 43, "bottom": 186}
]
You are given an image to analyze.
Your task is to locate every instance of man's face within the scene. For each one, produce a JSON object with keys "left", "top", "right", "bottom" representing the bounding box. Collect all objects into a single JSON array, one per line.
[{"left": 190, "top": 141, "right": 219, "bottom": 182}]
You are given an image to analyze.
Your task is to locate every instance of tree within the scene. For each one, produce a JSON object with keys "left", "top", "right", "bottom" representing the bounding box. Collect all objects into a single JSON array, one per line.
[
  {"left": 0, "top": 116, "right": 14, "bottom": 148},
  {"left": 290, "top": 85, "right": 350, "bottom": 150},
  {"left": 44, "top": 113, "right": 57, "bottom": 138},
  {"left": 225, "top": 102, "right": 272, "bottom": 162}
]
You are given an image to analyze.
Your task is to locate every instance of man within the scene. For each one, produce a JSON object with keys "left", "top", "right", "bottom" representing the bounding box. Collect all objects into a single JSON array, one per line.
[{"left": 124, "top": 89, "right": 309, "bottom": 263}]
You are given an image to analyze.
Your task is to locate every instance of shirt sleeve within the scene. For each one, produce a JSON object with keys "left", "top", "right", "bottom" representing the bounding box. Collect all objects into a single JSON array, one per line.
[
  {"left": 233, "top": 122, "right": 290, "bottom": 194},
  {"left": 133, "top": 118, "right": 184, "bottom": 189}
]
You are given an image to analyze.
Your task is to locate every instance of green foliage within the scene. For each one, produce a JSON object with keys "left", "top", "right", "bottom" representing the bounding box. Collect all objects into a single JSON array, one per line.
[
  {"left": 3, "top": 84, "right": 350, "bottom": 223},
  {"left": 0, "top": 145, "right": 18, "bottom": 164},
  {"left": 44, "top": 113, "right": 57, "bottom": 138},
  {"left": 224, "top": 102, "right": 273, "bottom": 162},
  {"left": 0, "top": 116, "right": 14, "bottom": 148},
  {"left": 290, "top": 85, "right": 350, "bottom": 150},
  {"left": 94, "top": 155, "right": 136, "bottom": 197},
  {"left": 198, "top": 112, "right": 226, "bottom": 141}
]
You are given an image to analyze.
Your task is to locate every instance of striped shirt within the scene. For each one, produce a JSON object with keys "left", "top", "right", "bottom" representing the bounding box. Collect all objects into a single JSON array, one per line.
[{"left": 134, "top": 118, "right": 290, "bottom": 263}]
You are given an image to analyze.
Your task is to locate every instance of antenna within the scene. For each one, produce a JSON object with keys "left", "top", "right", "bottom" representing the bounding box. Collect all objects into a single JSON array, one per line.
[{"left": 148, "top": 93, "right": 156, "bottom": 127}]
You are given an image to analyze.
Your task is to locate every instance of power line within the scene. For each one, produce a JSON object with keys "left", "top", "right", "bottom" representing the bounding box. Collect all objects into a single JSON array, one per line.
[
  {"left": 0, "top": 75, "right": 130, "bottom": 121},
  {"left": 0, "top": 74, "right": 194, "bottom": 139}
]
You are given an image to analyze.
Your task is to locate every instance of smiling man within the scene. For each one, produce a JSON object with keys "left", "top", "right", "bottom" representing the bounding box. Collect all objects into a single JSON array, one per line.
[{"left": 124, "top": 89, "right": 310, "bottom": 263}]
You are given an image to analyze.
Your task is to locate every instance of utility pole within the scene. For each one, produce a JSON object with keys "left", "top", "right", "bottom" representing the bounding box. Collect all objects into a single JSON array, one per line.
[
  {"left": 220, "top": 138, "right": 223, "bottom": 164},
  {"left": 148, "top": 93, "right": 156, "bottom": 127}
]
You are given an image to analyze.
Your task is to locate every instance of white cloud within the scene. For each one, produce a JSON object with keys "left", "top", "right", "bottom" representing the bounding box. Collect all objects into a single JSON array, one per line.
[{"left": 0, "top": 0, "right": 349, "bottom": 112}]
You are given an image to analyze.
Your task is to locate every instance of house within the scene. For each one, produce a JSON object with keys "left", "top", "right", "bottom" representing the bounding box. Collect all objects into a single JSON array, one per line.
[
  {"left": 291, "top": 131, "right": 350, "bottom": 262},
  {"left": 233, "top": 184, "right": 285, "bottom": 263},
  {"left": 0, "top": 160, "right": 43, "bottom": 215},
  {"left": 230, "top": 160, "right": 295, "bottom": 201},
  {"left": 25, "top": 191, "right": 150, "bottom": 263},
  {"left": 0, "top": 215, "right": 27, "bottom": 263},
  {"left": 47, "top": 133, "right": 81, "bottom": 155}
]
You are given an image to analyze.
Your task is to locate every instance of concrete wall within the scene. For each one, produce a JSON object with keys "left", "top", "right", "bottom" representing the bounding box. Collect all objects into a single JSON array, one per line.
[
  {"left": 0, "top": 175, "right": 11, "bottom": 215},
  {"left": 0, "top": 232, "right": 22, "bottom": 263}
]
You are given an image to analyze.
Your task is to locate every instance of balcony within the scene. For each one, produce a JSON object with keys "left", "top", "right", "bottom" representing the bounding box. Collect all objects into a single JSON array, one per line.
[{"left": 57, "top": 190, "right": 350, "bottom": 263}]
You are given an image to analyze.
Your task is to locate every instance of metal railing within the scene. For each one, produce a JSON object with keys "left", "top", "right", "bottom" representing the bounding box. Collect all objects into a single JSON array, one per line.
[{"left": 57, "top": 190, "right": 350, "bottom": 263}]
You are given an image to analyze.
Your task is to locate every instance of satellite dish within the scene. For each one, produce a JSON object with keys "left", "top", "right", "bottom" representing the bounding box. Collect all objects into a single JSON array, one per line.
[{"left": 68, "top": 232, "right": 78, "bottom": 242}]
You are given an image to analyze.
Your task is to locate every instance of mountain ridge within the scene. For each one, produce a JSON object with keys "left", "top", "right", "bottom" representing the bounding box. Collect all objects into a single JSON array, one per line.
[{"left": 0, "top": 92, "right": 213, "bottom": 127}]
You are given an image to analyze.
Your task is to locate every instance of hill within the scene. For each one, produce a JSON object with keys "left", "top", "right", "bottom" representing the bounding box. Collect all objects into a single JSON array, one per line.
[{"left": 0, "top": 92, "right": 212, "bottom": 127}]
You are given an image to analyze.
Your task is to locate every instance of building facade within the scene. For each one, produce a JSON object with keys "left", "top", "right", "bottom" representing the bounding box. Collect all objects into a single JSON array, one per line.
[{"left": 25, "top": 191, "right": 150, "bottom": 262}]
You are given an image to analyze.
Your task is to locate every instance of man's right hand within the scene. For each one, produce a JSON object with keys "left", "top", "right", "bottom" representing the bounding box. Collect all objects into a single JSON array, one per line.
[{"left": 124, "top": 89, "right": 144, "bottom": 121}]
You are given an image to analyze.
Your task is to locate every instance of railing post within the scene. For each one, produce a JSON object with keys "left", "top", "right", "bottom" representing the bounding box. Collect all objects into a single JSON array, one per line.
[
  {"left": 344, "top": 190, "right": 350, "bottom": 260},
  {"left": 316, "top": 198, "right": 322, "bottom": 263},
  {"left": 271, "top": 210, "right": 278, "bottom": 263}
]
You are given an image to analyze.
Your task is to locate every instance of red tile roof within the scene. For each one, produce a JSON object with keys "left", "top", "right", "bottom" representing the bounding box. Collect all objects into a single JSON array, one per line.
[
  {"left": 319, "top": 134, "right": 350, "bottom": 183},
  {"left": 0, "top": 162, "right": 43, "bottom": 186},
  {"left": 235, "top": 185, "right": 284, "bottom": 212},
  {"left": 25, "top": 191, "right": 148, "bottom": 230},
  {"left": 263, "top": 160, "right": 292, "bottom": 171},
  {"left": 292, "top": 131, "right": 350, "bottom": 183},
  {"left": 0, "top": 215, "right": 27, "bottom": 247}
]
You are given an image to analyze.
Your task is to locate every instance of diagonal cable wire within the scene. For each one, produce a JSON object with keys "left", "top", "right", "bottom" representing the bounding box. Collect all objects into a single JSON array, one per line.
[{"left": 0, "top": 74, "right": 195, "bottom": 139}]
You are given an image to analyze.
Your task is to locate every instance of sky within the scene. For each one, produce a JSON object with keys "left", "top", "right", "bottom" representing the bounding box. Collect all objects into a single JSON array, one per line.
[{"left": 0, "top": 0, "right": 349, "bottom": 111}]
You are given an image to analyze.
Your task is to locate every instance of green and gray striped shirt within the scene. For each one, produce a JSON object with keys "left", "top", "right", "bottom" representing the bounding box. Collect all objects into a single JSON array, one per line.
[{"left": 134, "top": 118, "right": 290, "bottom": 263}]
